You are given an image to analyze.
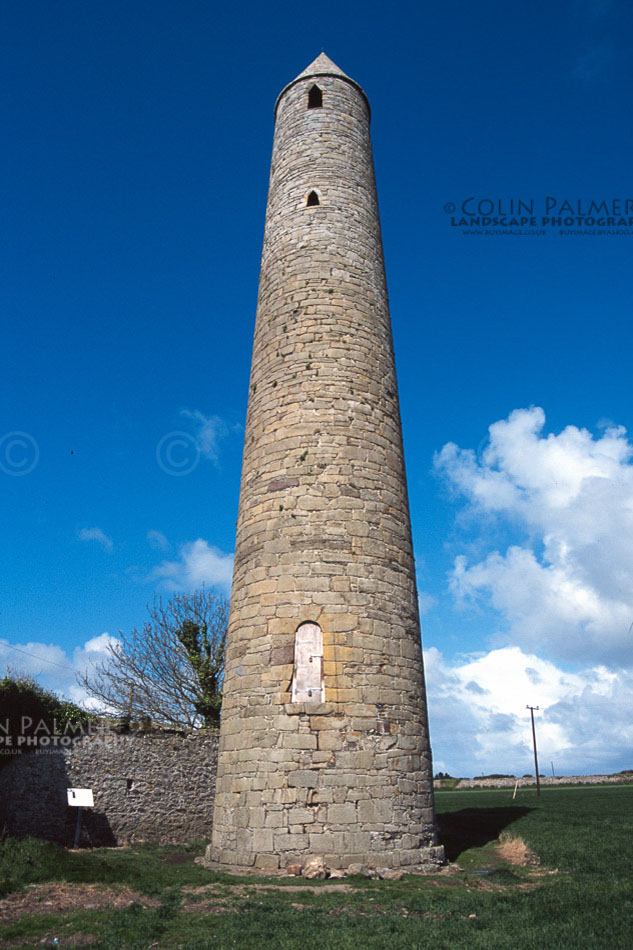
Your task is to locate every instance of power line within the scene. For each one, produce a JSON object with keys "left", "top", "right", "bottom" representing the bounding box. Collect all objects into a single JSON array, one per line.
[{"left": 0, "top": 641, "right": 77, "bottom": 674}]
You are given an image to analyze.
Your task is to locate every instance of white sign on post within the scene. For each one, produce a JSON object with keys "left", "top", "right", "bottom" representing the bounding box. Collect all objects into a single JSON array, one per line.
[{"left": 67, "top": 787, "right": 94, "bottom": 808}]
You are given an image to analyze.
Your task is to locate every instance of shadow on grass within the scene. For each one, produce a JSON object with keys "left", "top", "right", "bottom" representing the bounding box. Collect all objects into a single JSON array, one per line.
[{"left": 437, "top": 806, "right": 533, "bottom": 861}]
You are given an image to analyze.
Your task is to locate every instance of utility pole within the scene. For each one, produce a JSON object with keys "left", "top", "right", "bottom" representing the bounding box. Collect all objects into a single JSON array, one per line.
[{"left": 526, "top": 706, "right": 541, "bottom": 797}]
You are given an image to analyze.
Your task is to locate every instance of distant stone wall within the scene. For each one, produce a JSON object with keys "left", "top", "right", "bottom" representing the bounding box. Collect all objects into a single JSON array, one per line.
[
  {"left": 0, "top": 730, "right": 218, "bottom": 846},
  {"left": 434, "top": 773, "right": 632, "bottom": 790}
]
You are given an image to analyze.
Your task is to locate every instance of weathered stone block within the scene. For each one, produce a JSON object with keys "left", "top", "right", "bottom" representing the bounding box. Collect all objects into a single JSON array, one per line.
[
  {"left": 283, "top": 733, "right": 317, "bottom": 750},
  {"left": 306, "top": 716, "right": 343, "bottom": 733},
  {"left": 252, "top": 829, "right": 273, "bottom": 851},
  {"left": 316, "top": 731, "right": 344, "bottom": 751},
  {"left": 327, "top": 803, "right": 356, "bottom": 823},
  {"left": 288, "top": 807, "right": 317, "bottom": 824},
  {"left": 287, "top": 770, "right": 319, "bottom": 788},
  {"left": 271, "top": 645, "right": 294, "bottom": 665},
  {"left": 255, "top": 853, "right": 280, "bottom": 869}
]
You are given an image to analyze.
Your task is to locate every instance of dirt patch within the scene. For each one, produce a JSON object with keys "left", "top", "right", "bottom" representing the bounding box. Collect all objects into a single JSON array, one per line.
[
  {"left": 181, "top": 881, "right": 353, "bottom": 915},
  {"left": 254, "top": 883, "right": 351, "bottom": 894},
  {"left": 162, "top": 852, "right": 193, "bottom": 865},
  {"left": 2, "top": 931, "right": 97, "bottom": 947},
  {"left": 0, "top": 882, "right": 159, "bottom": 926},
  {"left": 181, "top": 899, "right": 241, "bottom": 915},
  {"left": 496, "top": 834, "right": 540, "bottom": 867},
  {"left": 184, "top": 882, "right": 351, "bottom": 897}
]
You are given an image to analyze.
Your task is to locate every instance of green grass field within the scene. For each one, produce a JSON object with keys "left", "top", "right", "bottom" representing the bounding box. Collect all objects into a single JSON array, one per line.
[{"left": 0, "top": 785, "right": 631, "bottom": 948}]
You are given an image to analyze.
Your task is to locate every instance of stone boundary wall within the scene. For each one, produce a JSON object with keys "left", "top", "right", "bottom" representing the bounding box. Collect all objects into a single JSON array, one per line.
[
  {"left": 434, "top": 773, "right": 632, "bottom": 790},
  {"left": 0, "top": 730, "right": 219, "bottom": 846}
]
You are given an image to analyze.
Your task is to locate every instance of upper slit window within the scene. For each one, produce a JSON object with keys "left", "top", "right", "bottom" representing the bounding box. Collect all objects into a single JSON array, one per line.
[
  {"left": 307, "top": 191, "right": 320, "bottom": 207},
  {"left": 308, "top": 85, "right": 323, "bottom": 109}
]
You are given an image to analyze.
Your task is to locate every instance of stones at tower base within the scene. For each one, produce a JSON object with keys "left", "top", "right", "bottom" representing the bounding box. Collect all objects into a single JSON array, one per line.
[
  {"left": 210, "top": 625, "right": 441, "bottom": 869},
  {"left": 301, "top": 855, "right": 327, "bottom": 879},
  {"left": 200, "top": 845, "right": 446, "bottom": 877},
  {"left": 205, "top": 699, "right": 444, "bottom": 871}
]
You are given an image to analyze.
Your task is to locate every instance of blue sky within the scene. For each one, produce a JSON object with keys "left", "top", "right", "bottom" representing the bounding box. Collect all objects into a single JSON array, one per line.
[{"left": 2, "top": 0, "right": 632, "bottom": 776}]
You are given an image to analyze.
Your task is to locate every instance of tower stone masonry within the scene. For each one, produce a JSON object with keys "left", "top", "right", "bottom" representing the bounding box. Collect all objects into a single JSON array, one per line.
[{"left": 208, "top": 54, "right": 443, "bottom": 871}]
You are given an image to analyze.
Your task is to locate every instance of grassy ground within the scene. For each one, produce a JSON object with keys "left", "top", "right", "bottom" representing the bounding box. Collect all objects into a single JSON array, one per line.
[{"left": 0, "top": 785, "right": 631, "bottom": 948}]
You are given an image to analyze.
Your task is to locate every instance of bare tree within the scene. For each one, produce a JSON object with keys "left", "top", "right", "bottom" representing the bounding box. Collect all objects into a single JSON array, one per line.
[{"left": 79, "top": 589, "right": 228, "bottom": 729}]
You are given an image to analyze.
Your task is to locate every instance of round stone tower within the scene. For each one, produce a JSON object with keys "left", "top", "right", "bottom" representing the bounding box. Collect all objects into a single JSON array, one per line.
[{"left": 208, "top": 54, "right": 443, "bottom": 871}]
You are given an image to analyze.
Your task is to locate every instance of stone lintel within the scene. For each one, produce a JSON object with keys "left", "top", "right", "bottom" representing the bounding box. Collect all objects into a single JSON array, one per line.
[{"left": 284, "top": 702, "right": 334, "bottom": 716}]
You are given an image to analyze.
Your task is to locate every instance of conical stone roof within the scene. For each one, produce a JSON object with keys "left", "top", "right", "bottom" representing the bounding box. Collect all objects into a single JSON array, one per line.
[
  {"left": 293, "top": 52, "right": 351, "bottom": 82},
  {"left": 275, "top": 52, "right": 369, "bottom": 117}
]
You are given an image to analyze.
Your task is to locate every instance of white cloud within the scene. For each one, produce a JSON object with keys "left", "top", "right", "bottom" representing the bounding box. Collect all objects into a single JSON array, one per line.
[
  {"left": 0, "top": 632, "right": 120, "bottom": 709},
  {"left": 72, "top": 632, "right": 119, "bottom": 665},
  {"left": 147, "top": 529, "right": 170, "bottom": 551},
  {"left": 425, "top": 645, "right": 633, "bottom": 777},
  {"left": 181, "top": 410, "right": 228, "bottom": 464},
  {"left": 78, "top": 526, "right": 114, "bottom": 553},
  {"left": 151, "top": 538, "right": 234, "bottom": 592},
  {"left": 69, "top": 633, "right": 121, "bottom": 708},
  {"left": 0, "top": 639, "right": 72, "bottom": 681},
  {"left": 435, "top": 407, "right": 633, "bottom": 666}
]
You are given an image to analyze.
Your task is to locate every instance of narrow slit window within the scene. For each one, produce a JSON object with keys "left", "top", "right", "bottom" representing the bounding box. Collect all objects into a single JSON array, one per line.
[
  {"left": 307, "top": 85, "right": 323, "bottom": 109},
  {"left": 291, "top": 622, "right": 324, "bottom": 703},
  {"left": 307, "top": 191, "right": 320, "bottom": 207}
]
